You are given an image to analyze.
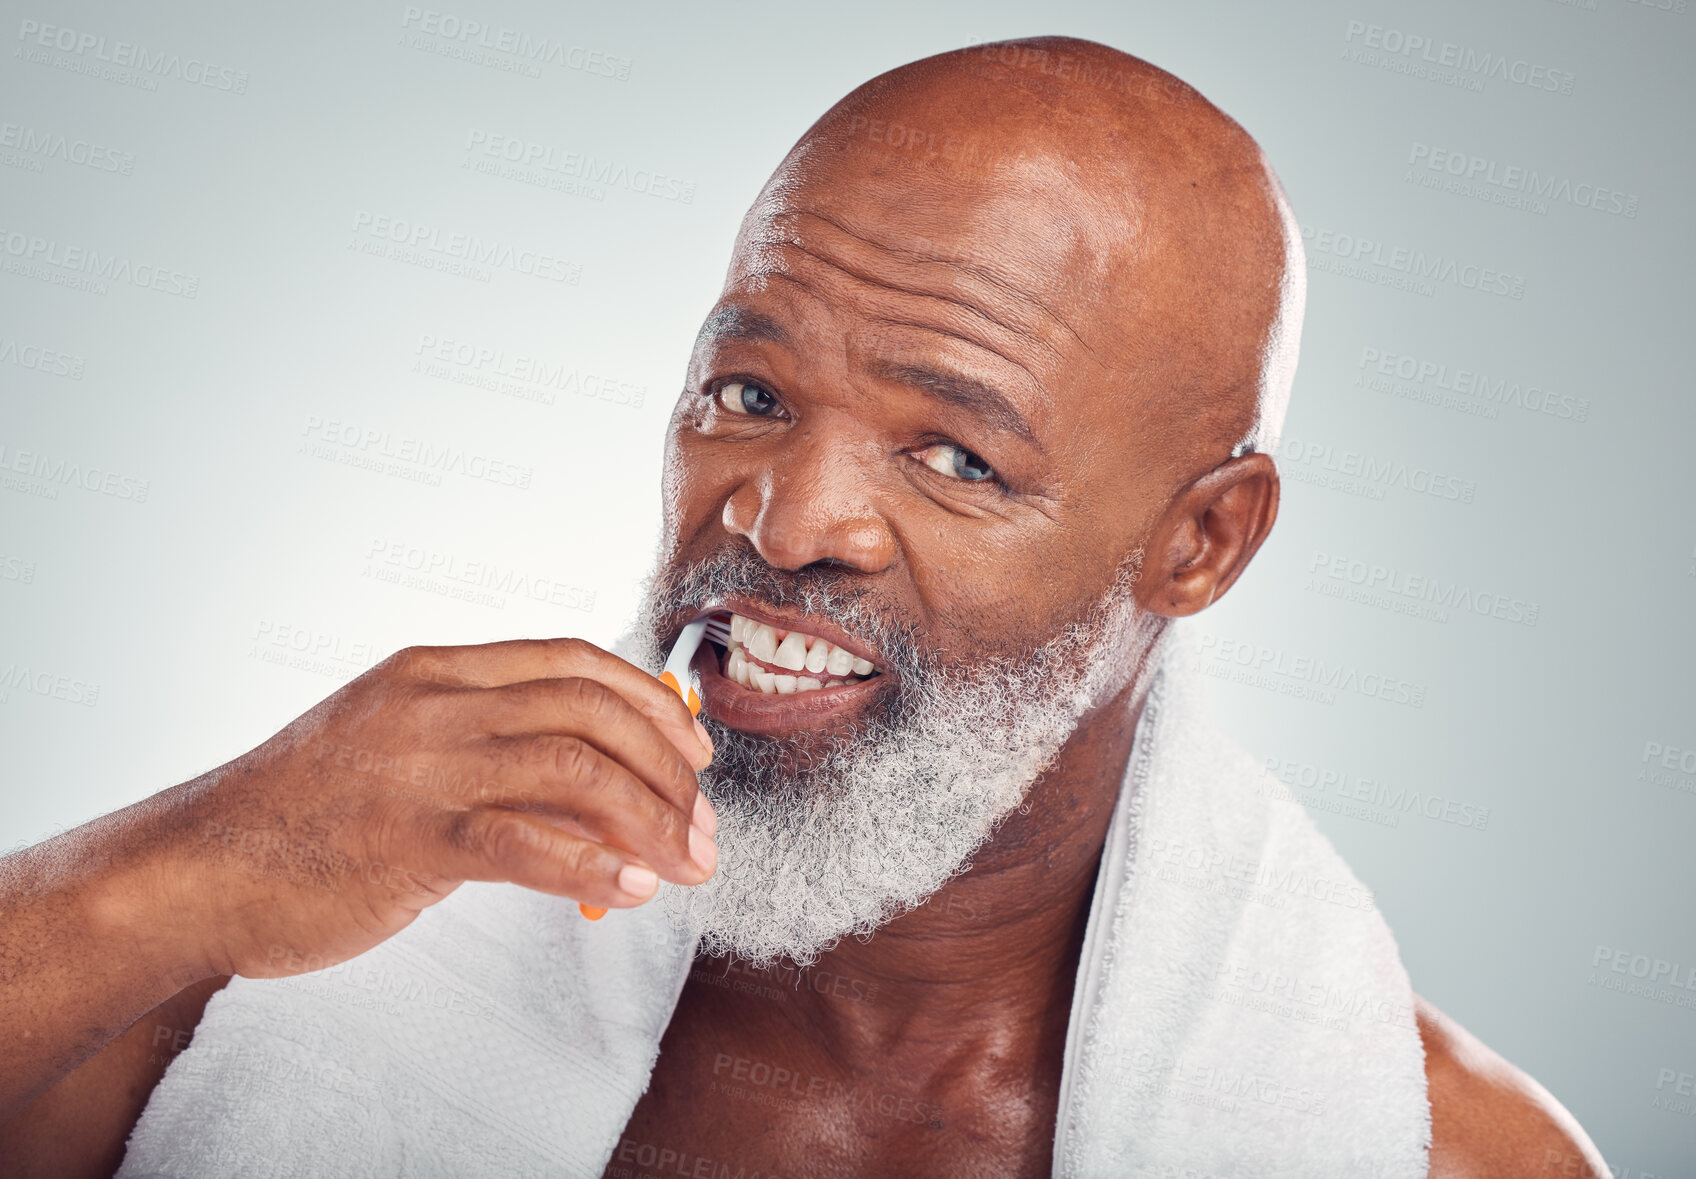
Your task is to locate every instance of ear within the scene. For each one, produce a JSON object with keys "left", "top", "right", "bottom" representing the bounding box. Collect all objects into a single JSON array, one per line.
[{"left": 1138, "top": 453, "right": 1280, "bottom": 617}]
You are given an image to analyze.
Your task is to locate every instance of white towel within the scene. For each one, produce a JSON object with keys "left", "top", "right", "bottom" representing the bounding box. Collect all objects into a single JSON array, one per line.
[
  {"left": 119, "top": 631, "right": 1429, "bottom": 1178},
  {"left": 1052, "top": 635, "right": 1430, "bottom": 1177}
]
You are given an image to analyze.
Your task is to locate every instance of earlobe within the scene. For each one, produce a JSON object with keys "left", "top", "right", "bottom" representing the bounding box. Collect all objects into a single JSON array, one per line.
[
  {"left": 1146, "top": 514, "right": 1209, "bottom": 617},
  {"left": 1138, "top": 454, "right": 1280, "bottom": 619}
]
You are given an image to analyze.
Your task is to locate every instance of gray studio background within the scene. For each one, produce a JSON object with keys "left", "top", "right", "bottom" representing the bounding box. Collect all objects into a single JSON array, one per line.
[{"left": 2, "top": 0, "right": 1692, "bottom": 1170}]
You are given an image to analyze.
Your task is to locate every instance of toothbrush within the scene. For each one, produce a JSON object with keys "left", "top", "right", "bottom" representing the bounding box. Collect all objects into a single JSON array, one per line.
[
  {"left": 581, "top": 613, "right": 731, "bottom": 920},
  {"left": 658, "top": 615, "right": 727, "bottom": 718}
]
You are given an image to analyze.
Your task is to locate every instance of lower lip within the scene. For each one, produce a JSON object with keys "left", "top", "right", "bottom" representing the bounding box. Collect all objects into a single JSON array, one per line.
[{"left": 693, "top": 642, "right": 889, "bottom": 734}]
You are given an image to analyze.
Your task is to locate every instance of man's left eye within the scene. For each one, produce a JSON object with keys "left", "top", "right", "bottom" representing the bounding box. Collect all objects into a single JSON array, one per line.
[
  {"left": 914, "top": 443, "right": 995, "bottom": 482},
  {"left": 716, "top": 380, "right": 780, "bottom": 416}
]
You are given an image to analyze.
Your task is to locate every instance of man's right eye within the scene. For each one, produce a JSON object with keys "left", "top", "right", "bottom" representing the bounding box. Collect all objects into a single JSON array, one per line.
[{"left": 716, "top": 380, "right": 780, "bottom": 416}]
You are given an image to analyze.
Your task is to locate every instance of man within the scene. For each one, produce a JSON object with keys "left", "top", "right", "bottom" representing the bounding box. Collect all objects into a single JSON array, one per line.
[{"left": 0, "top": 37, "right": 1607, "bottom": 1178}]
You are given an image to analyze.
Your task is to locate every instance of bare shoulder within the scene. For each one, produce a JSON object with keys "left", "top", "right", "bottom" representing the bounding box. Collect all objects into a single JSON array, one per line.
[{"left": 1418, "top": 993, "right": 1609, "bottom": 1179}]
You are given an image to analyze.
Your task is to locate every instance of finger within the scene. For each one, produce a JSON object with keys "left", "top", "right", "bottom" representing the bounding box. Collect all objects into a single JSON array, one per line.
[
  {"left": 468, "top": 734, "right": 714, "bottom": 886},
  {"left": 424, "top": 808, "right": 666, "bottom": 909},
  {"left": 468, "top": 677, "right": 709, "bottom": 827},
  {"left": 393, "top": 639, "right": 712, "bottom": 769}
]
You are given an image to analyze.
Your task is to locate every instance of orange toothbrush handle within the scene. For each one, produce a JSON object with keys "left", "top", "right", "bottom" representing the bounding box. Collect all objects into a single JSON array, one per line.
[
  {"left": 659, "top": 670, "right": 702, "bottom": 717},
  {"left": 581, "top": 668, "right": 699, "bottom": 920}
]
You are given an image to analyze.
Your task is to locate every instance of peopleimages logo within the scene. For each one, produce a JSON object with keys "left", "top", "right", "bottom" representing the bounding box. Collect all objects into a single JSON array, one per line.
[
  {"left": 0, "top": 661, "right": 100, "bottom": 706},
  {"left": 1342, "top": 20, "right": 1575, "bottom": 95},
  {"left": 413, "top": 334, "right": 647, "bottom": 410},
  {"left": 1263, "top": 754, "right": 1492, "bottom": 832},
  {"left": 1590, "top": 943, "right": 1696, "bottom": 1018},
  {"left": 1357, "top": 347, "right": 1590, "bottom": 424},
  {"left": 463, "top": 131, "right": 695, "bottom": 204},
  {"left": 0, "top": 441, "right": 150, "bottom": 502},
  {"left": 1307, "top": 550, "right": 1541, "bottom": 627},
  {"left": 299, "top": 416, "right": 534, "bottom": 490},
  {"left": 0, "top": 554, "right": 36, "bottom": 584},
  {"left": 1107, "top": 1049, "right": 1331, "bottom": 1119},
  {"left": 398, "top": 7, "right": 631, "bottom": 81},
  {"left": 1277, "top": 437, "right": 1477, "bottom": 505},
  {"left": 0, "top": 227, "right": 200, "bottom": 298},
  {"left": 1300, "top": 224, "right": 1526, "bottom": 300},
  {"left": 1407, "top": 143, "right": 1639, "bottom": 219},
  {"left": 972, "top": 40, "right": 1193, "bottom": 106},
  {"left": 0, "top": 336, "right": 85, "bottom": 380},
  {"left": 363, "top": 537, "right": 596, "bottom": 613},
  {"left": 1637, "top": 740, "right": 1696, "bottom": 798},
  {"left": 14, "top": 18, "right": 250, "bottom": 93},
  {"left": 1146, "top": 837, "right": 1377, "bottom": 915},
  {"left": 1194, "top": 632, "right": 1428, "bottom": 709},
  {"left": 0, "top": 121, "right": 136, "bottom": 175},
  {"left": 1592, "top": 945, "right": 1696, "bottom": 992},
  {"left": 350, "top": 211, "right": 580, "bottom": 284},
  {"left": 248, "top": 620, "right": 378, "bottom": 684}
]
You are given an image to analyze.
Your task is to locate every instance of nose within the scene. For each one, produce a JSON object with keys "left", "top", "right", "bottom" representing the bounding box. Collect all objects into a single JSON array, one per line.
[{"left": 721, "top": 435, "right": 897, "bottom": 574}]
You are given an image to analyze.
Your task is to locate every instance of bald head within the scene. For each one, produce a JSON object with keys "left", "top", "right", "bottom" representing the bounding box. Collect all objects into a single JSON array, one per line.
[{"left": 737, "top": 36, "right": 1304, "bottom": 465}]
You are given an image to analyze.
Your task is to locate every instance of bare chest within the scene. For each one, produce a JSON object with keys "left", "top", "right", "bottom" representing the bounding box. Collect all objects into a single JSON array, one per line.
[{"left": 596, "top": 979, "right": 1059, "bottom": 1179}]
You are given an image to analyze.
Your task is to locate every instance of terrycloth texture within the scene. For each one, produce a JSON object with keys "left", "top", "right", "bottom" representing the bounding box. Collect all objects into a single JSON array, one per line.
[
  {"left": 120, "top": 638, "right": 1429, "bottom": 1178},
  {"left": 1051, "top": 641, "right": 1431, "bottom": 1177},
  {"left": 117, "top": 880, "right": 697, "bottom": 1178}
]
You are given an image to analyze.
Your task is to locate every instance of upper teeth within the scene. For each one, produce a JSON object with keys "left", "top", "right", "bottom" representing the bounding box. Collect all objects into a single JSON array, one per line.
[{"left": 724, "top": 612, "right": 877, "bottom": 694}]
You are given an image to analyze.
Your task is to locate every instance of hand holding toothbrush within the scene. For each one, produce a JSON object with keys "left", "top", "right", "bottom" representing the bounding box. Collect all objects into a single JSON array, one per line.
[{"left": 26, "top": 637, "right": 722, "bottom": 997}]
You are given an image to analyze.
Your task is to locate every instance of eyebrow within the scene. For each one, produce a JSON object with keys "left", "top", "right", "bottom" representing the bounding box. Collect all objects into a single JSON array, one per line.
[
  {"left": 695, "top": 304, "right": 791, "bottom": 349},
  {"left": 868, "top": 358, "right": 1041, "bottom": 448}
]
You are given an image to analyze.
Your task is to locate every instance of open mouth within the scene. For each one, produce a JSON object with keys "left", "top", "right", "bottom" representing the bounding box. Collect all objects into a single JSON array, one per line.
[{"left": 709, "top": 610, "right": 881, "bottom": 696}]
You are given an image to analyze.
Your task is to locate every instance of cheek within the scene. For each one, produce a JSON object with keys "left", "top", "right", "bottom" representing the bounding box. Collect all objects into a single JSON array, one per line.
[
  {"left": 905, "top": 522, "right": 1102, "bottom": 656},
  {"left": 663, "top": 428, "right": 755, "bottom": 541},
  {"left": 902, "top": 529, "right": 1071, "bottom": 651}
]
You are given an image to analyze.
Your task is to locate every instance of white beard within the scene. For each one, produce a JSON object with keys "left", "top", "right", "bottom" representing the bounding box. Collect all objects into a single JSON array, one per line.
[{"left": 626, "top": 547, "right": 1149, "bottom": 966}]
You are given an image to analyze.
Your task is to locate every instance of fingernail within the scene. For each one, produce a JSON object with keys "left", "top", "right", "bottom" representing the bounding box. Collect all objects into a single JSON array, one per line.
[
  {"left": 693, "top": 791, "right": 718, "bottom": 838},
  {"left": 688, "top": 824, "right": 718, "bottom": 875},
  {"left": 693, "top": 718, "right": 714, "bottom": 761},
  {"left": 617, "top": 863, "right": 659, "bottom": 900}
]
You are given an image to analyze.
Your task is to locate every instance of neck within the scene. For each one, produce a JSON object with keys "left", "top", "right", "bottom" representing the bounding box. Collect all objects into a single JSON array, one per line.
[{"left": 744, "top": 646, "right": 1161, "bottom": 1067}]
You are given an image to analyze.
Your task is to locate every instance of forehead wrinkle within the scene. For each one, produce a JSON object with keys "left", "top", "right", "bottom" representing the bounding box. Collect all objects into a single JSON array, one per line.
[
  {"left": 735, "top": 249, "right": 1052, "bottom": 430},
  {"left": 741, "top": 244, "right": 1065, "bottom": 436},
  {"left": 750, "top": 237, "right": 1053, "bottom": 385},
  {"left": 908, "top": 249, "right": 1097, "bottom": 361},
  {"left": 734, "top": 268, "right": 831, "bottom": 318},
  {"left": 864, "top": 315, "right": 1041, "bottom": 392},
  {"left": 750, "top": 208, "right": 1072, "bottom": 368}
]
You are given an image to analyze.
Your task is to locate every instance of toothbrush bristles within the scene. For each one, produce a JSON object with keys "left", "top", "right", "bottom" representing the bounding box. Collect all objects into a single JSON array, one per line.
[{"left": 702, "top": 613, "right": 732, "bottom": 645}]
